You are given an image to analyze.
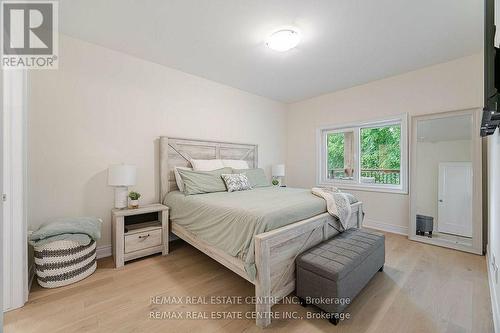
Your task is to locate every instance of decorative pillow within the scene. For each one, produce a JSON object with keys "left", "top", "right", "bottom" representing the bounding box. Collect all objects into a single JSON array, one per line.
[
  {"left": 232, "top": 168, "right": 270, "bottom": 187},
  {"left": 221, "top": 159, "right": 249, "bottom": 169},
  {"left": 174, "top": 166, "right": 192, "bottom": 192},
  {"left": 221, "top": 173, "right": 252, "bottom": 192},
  {"left": 190, "top": 159, "right": 225, "bottom": 171},
  {"left": 178, "top": 167, "right": 232, "bottom": 195}
]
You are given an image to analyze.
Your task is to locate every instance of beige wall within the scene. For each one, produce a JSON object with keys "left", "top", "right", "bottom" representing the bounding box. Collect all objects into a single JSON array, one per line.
[
  {"left": 28, "top": 35, "right": 287, "bottom": 248},
  {"left": 286, "top": 54, "right": 483, "bottom": 233}
]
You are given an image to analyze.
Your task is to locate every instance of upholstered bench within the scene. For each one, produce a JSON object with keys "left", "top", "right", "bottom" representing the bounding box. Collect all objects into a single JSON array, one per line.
[{"left": 296, "top": 228, "right": 385, "bottom": 325}]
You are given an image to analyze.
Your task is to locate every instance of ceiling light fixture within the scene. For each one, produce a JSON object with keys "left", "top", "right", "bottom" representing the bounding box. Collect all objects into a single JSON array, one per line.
[{"left": 266, "top": 29, "right": 301, "bottom": 52}]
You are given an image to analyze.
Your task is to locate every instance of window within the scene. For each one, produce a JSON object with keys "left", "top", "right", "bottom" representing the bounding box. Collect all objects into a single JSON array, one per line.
[
  {"left": 318, "top": 115, "right": 407, "bottom": 193},
  {"left": 326, "top": 130, "right": 355, "bottom": 180}
]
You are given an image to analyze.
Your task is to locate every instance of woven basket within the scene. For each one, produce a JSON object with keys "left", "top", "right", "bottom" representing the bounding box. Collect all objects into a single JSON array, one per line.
[{"left": 34, "top": 239, "right": 97, "bottom": 288}]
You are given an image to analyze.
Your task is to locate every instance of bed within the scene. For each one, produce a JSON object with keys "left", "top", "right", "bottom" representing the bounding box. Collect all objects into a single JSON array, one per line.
[{"left": 159, "top": 137, "right": 363, "bottom": 327}]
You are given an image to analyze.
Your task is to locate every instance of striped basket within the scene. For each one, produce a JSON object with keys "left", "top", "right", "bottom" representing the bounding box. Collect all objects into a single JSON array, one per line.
[{"left": 34, "top": 239, "right": 97, "bottom": 288}]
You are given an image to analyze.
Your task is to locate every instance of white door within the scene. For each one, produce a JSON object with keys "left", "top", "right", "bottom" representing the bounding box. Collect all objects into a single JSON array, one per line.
[
  {"left": 3, "top": 70, "right": 28, "bottom": 312},
  {"left": 437, "top": 162, "right": 473, "bottom": 237}
]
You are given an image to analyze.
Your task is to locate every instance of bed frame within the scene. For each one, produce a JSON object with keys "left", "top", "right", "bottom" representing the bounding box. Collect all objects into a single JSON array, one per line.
[{"left": 159, "top": 137, "right": 363, "bottom": 327}]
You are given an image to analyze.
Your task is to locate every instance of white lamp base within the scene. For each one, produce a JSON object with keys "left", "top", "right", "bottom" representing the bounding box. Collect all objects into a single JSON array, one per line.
[{"left": 114, "top": 186, "right": 128, "bottom": 209}]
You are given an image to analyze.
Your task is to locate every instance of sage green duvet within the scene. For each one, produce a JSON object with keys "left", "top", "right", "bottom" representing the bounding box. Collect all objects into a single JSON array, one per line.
[{"left": 164, "top": 186, "right": 334, "bottom": 280}]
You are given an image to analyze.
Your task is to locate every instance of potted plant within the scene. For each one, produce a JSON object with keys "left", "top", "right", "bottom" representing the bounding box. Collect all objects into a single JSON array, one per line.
[
  {"left": 272, "top": 178, "right": 279, "bottom": 186},
  {"left": 128, "top": 191, "right": 141, "bottom": 208}
]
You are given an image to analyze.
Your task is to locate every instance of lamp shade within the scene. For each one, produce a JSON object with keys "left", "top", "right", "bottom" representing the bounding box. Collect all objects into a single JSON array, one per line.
[
  {"left": 272, "top": 164, "right": 285, "bottom": 177},
  {"left": 108, "top": 164, "right": 137, "bottom": 186}
]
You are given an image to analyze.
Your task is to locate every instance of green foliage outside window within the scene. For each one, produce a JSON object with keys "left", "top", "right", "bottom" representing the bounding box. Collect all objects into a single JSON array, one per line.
[
  {"left": 327, "top": 133, "right": 344, "bottom": 170},
  {"left": 360, "top": 126, "right": 400, "bottom": 170},
  {"left": 326, "top": 125, "right": 401, "bottom": 185}
]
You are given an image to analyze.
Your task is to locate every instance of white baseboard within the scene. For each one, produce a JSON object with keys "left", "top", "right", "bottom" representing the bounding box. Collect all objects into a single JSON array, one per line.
[
  {"left": 96, "top": 245, "right": 112, "bottom": 259},
  {"left": 363, "top": 218, "right": 408, "bottom": 236},
  {"left": 487, "top": 253, "right": 500, "bottom": 333}
]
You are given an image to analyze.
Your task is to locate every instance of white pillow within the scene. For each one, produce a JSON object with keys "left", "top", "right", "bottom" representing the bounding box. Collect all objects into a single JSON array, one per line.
[
  {"left": 221, "top": 159, "right": 249, "bottom": 169},
  {"left": 174, "top": 167, "right": 192, "bottom": 192},
  {"left": 190, "top": 159, "right": 224, "bottom": 171}
]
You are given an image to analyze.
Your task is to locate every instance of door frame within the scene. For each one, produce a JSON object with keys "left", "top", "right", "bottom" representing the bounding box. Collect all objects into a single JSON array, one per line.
[
  {"left": 3, "top": 70, "right": 29, "bottom": 312},
  {"left": 409, "top": 108, "right": 483, "bottom": 254},
  {"left": 1, "top": 60, "right": 4, "bottom": 327}
]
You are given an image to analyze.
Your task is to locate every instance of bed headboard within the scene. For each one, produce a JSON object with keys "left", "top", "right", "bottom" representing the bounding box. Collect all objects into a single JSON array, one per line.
[{"left": 159, "top": 137, "right": 258, "bottom": 201}]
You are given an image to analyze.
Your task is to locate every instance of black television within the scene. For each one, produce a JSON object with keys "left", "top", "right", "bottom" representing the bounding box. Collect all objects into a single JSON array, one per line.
[{"left": 481, "top": 0, "right": 500, "bottom": 136}]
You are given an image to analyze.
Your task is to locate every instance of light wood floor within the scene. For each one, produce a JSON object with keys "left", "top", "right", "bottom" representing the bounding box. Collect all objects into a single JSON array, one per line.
[{"left": 5, "top": 232, "right": 494, "bottom": 333}]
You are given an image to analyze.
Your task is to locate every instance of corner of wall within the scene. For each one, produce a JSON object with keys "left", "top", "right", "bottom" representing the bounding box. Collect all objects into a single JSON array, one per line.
[{"left": 488, "top": 253, "right": 500, "bottom": 333}]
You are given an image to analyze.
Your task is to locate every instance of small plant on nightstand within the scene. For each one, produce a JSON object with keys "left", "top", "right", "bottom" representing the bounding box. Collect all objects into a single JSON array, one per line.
[
  {"left": 272, "top": 178, "right": 279, "bottom": 186},
  {"left": 128, "top": 191, "right": 141, "bottom": 208}
]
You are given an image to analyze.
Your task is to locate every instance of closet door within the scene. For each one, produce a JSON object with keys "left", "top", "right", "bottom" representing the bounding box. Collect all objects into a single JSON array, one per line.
[{"left": 3, "top": 70, "right": 28, "bottom": 311}]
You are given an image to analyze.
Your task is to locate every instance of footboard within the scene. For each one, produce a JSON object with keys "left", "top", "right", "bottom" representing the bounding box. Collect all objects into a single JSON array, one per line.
[{"left": 254, "top": 202, "right": 363, "bottom": 327}]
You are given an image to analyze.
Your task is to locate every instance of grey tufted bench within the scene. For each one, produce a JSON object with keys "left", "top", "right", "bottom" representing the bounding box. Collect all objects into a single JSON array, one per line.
[{"left": 296, "top": 228, "right": 385, "bottom": 325}]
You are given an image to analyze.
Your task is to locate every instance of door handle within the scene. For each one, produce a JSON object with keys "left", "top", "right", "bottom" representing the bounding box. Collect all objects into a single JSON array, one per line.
[{"left": 438, "top": 199, "right": 443, "bottom": 203}]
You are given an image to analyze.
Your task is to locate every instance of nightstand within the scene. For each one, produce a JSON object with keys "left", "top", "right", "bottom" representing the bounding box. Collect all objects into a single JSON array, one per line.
[{"left": 111, "top": 203, "right": 169, "bottom": 268}]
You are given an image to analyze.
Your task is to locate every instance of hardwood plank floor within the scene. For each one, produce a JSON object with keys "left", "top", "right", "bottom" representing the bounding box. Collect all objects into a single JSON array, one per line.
[{"left": 4, "top": 232, "right": 494, "bottom": 333}]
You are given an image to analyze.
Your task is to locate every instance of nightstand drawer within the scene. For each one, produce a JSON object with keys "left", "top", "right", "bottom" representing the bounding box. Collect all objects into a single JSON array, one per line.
[{"left": 125, "top": 228, "right": 162, "bottom": 253}]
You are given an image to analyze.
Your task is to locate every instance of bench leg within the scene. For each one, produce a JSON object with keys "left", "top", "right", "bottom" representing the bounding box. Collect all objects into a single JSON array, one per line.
[{"left": 379, "top": 265, "right": 384, "bottom": 272}]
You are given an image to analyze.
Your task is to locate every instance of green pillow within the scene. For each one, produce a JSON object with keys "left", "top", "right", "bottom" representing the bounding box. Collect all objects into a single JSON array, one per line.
[
  {"left": 232, "top": 168, "right": 270, "bottom": 188},
  {"left": 178, "top": 167, "right": 232, "bottom": 195}
]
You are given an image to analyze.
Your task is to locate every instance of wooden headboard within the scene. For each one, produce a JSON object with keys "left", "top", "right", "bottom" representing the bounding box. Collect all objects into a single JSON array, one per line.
[{"left": 159, "top": 137, "right": 258, "bottom": 201}]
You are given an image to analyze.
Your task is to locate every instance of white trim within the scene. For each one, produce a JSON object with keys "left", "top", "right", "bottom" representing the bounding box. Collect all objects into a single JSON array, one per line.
[
  {"left": 316, "top": 113, "right": 408, "bottom": 194},
  {"left": 96, "top": 245, "right": 112, "bottom": 259},
  {"left": 363, "top": 218, "right": 409, "bottom": 236},
  {"left": 487, "top": 252, "right": 500, "bottom": 333},
  {"left": 327, "top": 183, "right": 409, "bottom": 195},
  {"left": 3, "top": 70, "right": 28, "bottom": 312},
  {"left": 0, "top": 60, "right": 3, "bottom": 326}
]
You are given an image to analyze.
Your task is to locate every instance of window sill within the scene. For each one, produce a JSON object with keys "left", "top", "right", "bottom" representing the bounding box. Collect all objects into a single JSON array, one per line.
[{"left": 317, "top": 182, "right": 408, "bottom": 195}]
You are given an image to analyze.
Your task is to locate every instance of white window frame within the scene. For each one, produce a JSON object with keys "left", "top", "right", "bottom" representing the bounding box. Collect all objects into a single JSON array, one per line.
[{"left": 317, "top": 114, "right": 408, "bottom": 194}]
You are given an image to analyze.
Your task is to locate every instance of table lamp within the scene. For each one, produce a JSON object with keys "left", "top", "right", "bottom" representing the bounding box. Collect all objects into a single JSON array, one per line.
[
  {"left": 272, "top": 164, "right": 285, "bottom": 186},
  {"left": 108, "top": 164, "right": 136, "bottom": 209}
]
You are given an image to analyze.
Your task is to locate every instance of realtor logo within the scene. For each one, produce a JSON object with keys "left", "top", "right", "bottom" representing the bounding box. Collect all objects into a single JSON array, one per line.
[{"left": 1, "top": 1, "right": 58, "bottom": 69}]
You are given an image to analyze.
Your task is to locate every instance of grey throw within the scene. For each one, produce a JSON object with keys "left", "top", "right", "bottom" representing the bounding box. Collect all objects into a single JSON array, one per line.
[
  {"left": 311, "top": 187, "right": 358, "bottom": 230},
  {"left": 29, "top": 217, "right": 102, "bottom": 246}
]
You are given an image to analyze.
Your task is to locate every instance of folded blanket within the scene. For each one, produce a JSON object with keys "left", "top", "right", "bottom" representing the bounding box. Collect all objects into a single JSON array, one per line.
[
  {"left": 311, "top": 187, "right": 358, "bottom": 230},
  {"left": 29, "top": 217, "right": 102, "bottom": 246}
]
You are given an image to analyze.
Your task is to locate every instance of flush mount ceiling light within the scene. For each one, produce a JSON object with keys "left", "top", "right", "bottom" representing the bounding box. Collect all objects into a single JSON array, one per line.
[{"left": 266, "top": 29, "right": 301, "bottom": 52}]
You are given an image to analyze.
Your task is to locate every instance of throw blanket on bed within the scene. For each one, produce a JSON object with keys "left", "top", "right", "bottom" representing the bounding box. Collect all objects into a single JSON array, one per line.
[
  {"left": 311, "top": 187, "right": 358, "bottom": 230},
  {"left": 29, "top": 217, "right": 102, "bottom": 246}
]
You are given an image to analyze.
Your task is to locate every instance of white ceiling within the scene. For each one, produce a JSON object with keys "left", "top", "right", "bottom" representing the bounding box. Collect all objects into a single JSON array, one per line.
[{"left": 59, "top": 0, "right": 482, "bottom": 103}]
